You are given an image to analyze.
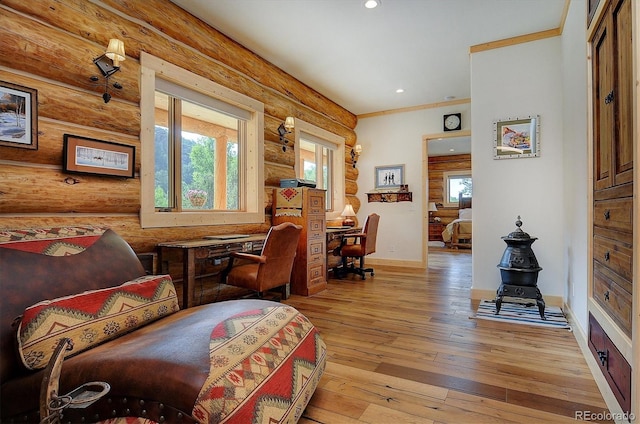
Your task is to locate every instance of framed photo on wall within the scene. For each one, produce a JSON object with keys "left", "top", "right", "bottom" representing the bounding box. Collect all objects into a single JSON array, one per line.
[
  {"left": 493, "top": 115, "right": 540, "bottom": 159},
  {"left": 63, "top": 134, "right": 135, "bottom": 178},
  {"left": 0, "top": 81, "right": 38, "bottom": 150},
  {"left": 375, "top": 164, "right": 404, "bottom": 190}
]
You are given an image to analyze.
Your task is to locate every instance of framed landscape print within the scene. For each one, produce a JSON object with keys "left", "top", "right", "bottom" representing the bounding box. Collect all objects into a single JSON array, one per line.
[
  {"left": 375, "top": 164, "right": 404, "bottom": 190},
  {"left": 63, "top": 134, "right": 135, "bottom": 178},
  {"left": 0, "top": 81, "right": 38, "bottom": 149},
  {"left": 493, "top": 115, "right": 540, "bottom": 159}
]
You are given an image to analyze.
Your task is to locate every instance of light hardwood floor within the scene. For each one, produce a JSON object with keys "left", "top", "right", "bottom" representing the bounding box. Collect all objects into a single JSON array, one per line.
[{"left": 283, "top": 248, "right": 611, "bottom": 423}]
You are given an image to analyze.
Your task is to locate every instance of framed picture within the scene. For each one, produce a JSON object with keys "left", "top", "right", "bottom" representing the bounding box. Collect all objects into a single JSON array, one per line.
[
  {"left": 375, "top": 164, "right": 404, "bottom": 190},
  {"left": 493, "top": 115, "right": 540, "bottom": 159},
  {"left": 63, "top": 134, "right": 135, "bottom": 178},
  {"left": 0, "top": 81, "right": 38, "bottom": 149}
]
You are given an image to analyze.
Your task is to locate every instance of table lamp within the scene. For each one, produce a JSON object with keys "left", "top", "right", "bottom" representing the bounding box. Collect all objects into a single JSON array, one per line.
[
  {"left": 428, "top": 202, "right": 438, "bottom": 222},
  {"left": 341, "top": 204, "right": 356, "bottom": 227}
]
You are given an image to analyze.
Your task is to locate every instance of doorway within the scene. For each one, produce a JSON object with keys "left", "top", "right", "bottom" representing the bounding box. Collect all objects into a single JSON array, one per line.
[{"left": 422, "top": 131, "right": 472, "bottom": 268}]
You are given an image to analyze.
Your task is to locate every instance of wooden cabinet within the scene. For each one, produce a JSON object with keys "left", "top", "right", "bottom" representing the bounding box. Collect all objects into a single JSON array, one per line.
[
  {"left": 429, "top": 222, "right": 444, "bottom": 241},
  {"left": 588, "top": 0, "right": 634, "bottom": 415},
  {"left": 273, "top": 188, "right": 327, "bottom": 296}
]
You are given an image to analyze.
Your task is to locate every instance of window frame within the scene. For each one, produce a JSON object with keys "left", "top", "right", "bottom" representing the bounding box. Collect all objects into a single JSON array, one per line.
[
  {"left": 140, "top": 52, "right": 264, "bottom": 228},
  {"left": 443, "top": 170, "right": 472, "bottom": 208},
  {"left": 292, "top": 119, "right": 345, "bottom": 218}
]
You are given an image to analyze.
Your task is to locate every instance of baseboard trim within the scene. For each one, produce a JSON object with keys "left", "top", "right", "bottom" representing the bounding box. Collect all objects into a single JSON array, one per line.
[
  {"left": 365, "top": 258, "right": 425, "bottom": 269},
  {"left": 470, "top": 288, "right": 563, "bottom": 307}
]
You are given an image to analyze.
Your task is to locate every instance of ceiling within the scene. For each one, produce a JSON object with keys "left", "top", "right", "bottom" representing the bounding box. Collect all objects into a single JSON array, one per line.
[{"left": 170, "top": 0, "right": 566, "bottom": 117}]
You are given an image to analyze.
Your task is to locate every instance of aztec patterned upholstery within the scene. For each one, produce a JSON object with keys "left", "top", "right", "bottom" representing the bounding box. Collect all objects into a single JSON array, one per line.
[{"left": 0, "top": 226, "right": 326, "bottom": 423}]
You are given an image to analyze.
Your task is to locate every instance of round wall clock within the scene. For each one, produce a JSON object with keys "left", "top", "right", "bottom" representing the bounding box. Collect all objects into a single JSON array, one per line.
[{"left": 443, "top": 113, "right": 461, "bottom": 131}]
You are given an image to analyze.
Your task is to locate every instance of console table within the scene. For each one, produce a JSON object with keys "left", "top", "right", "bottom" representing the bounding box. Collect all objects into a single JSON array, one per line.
[{"left": 157, "top": 234, "right": 266, "bottom": 308}]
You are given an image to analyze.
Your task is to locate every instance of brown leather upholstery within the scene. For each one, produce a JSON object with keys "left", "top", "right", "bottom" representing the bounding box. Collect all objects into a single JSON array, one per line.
[
  {"left": 337, "top": 213, "right": 380, "bottom": 280},
  {"left": 224, "top": 222, "right": 302, "bottom": 298}
]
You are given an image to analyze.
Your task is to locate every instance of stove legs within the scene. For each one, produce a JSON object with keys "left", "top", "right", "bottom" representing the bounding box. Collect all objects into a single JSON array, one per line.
[{"left": 495, "top": 283, "right": 546, "bottom": 320}]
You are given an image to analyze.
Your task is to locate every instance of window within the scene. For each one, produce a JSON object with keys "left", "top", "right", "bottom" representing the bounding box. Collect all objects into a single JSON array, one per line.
[
  {"left": 293, "top": 120, "right": 345, "bottom": 215},
  {"left": 443, "top": 170, "right": 472, "bottom": 207},
  {"left": 140, "top": 53, "right": 264, "bottom": 228}
]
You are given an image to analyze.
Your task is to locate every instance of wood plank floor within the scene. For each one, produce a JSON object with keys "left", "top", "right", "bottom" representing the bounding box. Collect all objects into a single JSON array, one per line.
[{"left": 283, "top": 248, "right": 611, "bottom": 423}]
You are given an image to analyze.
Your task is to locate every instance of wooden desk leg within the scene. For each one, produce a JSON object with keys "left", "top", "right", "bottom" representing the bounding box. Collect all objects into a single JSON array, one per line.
[{"left": 183, "top": 248, "right": 196, "bottom": 308}]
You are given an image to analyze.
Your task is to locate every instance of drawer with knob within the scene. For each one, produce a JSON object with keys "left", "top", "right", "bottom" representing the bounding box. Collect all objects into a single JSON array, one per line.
[
  {"left": 593, "top": 198, "right": 633, "bottom": 233},
  {"left": 593, "top": 235, "right": 633, "bottom": 280},
  {"left": 592, "top": 262, "right": 632, "bottom": 337}
]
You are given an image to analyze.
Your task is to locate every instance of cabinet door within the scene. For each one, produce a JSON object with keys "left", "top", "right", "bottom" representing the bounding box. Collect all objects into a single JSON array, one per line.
[
  {"left": 611, "top": 0, "right": 633, "bottom": 187},
  {"left": 592, "top": 14, "right": 613, "bottom": 192}
]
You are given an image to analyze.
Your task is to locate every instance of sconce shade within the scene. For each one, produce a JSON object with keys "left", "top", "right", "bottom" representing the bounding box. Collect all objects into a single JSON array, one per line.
[
  {"left": 105, "top": 39, "right": 126, "bottom": 67},
  {"left": 354, "top": 144, "right": 362, "bottom": 154},
  {"left": 428, "top": 202, "right": 438, "bottom": 212},
  {"left": 284, "top": 116, "right": 295, "bottom": 131}
]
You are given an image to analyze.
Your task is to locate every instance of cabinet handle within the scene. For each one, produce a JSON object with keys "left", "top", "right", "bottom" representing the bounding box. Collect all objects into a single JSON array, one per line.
[
  {"left": 604, "top": 290, "right": 610, "bottom": 301},
  {"left": 597, "top": 350, "right": 608, "bottom": 366},
  {"left": 604, "top": 251, "right": 610, "bottom": 262},
  {"left": 603, "top": 209, "right": 610, "bottom": 220},
  {"left": 604, "top": 90, "right": 614, "bottom": 104}
]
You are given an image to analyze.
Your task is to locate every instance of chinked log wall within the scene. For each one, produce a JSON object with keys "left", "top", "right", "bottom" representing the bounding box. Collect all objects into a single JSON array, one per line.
[
  {"left": 428, "top": 154, "right": 471, "bottom": 226},
  {"left": 0, "top": 0, "right": 359, "bottom": 253}
]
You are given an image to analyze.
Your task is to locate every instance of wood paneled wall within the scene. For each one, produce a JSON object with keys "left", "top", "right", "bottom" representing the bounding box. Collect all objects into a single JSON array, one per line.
[
  {"left": 0, "top": 0, "right": 358, "bottom": 253},
  {"left": 428, "top": 154, "right": 471, "bottom": 226}
]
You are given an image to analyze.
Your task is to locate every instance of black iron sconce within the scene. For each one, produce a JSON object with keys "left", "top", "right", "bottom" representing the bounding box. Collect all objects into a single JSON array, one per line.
[
  {"left": 278, "top": 117, "right": 295, "bottom": 152},
  {"left": 90, "top": 39, "right": 125, "bottom": 103},
  {"left": 350, "top": 144, "right": 362, "bottom": 168}
]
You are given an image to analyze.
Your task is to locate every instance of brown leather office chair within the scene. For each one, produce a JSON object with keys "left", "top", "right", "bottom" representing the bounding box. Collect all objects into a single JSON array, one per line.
[
  {"left": 336, "top": 213, "right": 380, "bottom": 280},
  {"left": 223, "top": 222, "right": 302, "bottom": 299}
]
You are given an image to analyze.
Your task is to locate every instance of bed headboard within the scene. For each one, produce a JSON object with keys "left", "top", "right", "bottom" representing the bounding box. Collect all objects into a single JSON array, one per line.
[{"left": 459, "top": 192, "right": 472, "bottom": 209}]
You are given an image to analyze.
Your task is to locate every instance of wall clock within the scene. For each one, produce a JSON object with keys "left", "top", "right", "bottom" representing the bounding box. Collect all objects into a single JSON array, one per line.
[{"left": 443, "top": 113, "right": 461, "bottom": 131}]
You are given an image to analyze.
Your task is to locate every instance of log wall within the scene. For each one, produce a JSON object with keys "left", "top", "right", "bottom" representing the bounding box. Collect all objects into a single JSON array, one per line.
[
  {"left": 0, "top": 0, "right": 358, "bottom": 253},
  {"left": 428, "top": 154, "right": 472, "bottom": 226}
]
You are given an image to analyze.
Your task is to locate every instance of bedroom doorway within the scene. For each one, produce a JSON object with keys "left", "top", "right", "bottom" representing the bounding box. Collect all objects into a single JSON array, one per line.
[{"left": 422, "top": 131, "right": 472, "bottom": 268}]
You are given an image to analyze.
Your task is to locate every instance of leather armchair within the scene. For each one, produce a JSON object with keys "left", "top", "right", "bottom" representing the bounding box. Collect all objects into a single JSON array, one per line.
[
  {"left": 223, "top": 222, "right": 302, "bottom": 299},
  {"left": 337, "top": 213, "right": 380, "bottom": 280}
]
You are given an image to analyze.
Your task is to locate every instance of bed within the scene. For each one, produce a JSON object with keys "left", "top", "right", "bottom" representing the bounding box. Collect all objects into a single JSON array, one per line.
[{"left": 442, "top": 194, "right": 472, "bottom": 249}]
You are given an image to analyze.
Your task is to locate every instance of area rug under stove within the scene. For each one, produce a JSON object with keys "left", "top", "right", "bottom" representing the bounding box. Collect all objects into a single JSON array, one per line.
[{"left": 474, "top": 299, "right": 571, "bottom": 329}]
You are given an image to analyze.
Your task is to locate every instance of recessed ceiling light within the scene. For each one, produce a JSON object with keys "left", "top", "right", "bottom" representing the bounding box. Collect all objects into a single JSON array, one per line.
[
  {"left": 449, "top": 148, "right": 455, "bottom": 152},
  {"left": 444, "top": 95, "right": 456, "bottom": 101},
  {"left": 396, "top": 88, "right": 404, "bottom": 93},
  {"left": 364, "top": 0, "right": 380, "bottom": 9}
]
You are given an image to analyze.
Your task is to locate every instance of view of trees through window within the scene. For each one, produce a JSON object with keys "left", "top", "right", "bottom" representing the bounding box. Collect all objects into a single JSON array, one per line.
[
  {"left": 448, "top": 175, "right": 472, "bottom": 204},
  {"left": 154, "top": 92, "right": 240, "bottom": 211}
]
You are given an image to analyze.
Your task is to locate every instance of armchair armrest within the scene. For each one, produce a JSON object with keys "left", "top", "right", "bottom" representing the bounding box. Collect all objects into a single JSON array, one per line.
[{"left": 230, "top": 252, "right": 267, "bottom": 264}]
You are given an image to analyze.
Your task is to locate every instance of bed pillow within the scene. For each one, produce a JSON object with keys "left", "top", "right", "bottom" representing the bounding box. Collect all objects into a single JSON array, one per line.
[
  {"left": 17, "top": 274, "right": 178, "bottom": 370},
  {"left": 459, "top": 208, "right": 472, "bottom": 220}
]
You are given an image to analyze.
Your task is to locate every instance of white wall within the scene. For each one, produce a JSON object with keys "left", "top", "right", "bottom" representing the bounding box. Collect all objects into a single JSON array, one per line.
[
  {"left": 470, "top": 37, "right": 565, "bottom": 299},
  {"left": 355, "top": 103, "right": 471, "bottom": 263},
  {"left": 561, "top": 0, "right": 589, "bottom": 332}
]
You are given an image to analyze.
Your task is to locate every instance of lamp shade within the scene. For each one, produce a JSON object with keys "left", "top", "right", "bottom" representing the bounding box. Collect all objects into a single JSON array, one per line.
[
  {"left": 105, "top": 39, "right": 126, "bottom": 66},
  {"left": 284, "top": 116, "right": 295, "bottom": 131},
  {"left": 341, "top": 204, "right": 356, "bottom": 217},
  {"left": 354, "top": 144, "right": 362, "bottom": 154},
  {"left": 428, "top": 202, "right": 438, "bottom": 212}
]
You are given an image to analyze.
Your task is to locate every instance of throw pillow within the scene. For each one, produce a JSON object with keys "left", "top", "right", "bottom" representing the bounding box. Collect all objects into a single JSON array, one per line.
[{"left": 17, "top": 274, "right": 179, "bottom": 370}]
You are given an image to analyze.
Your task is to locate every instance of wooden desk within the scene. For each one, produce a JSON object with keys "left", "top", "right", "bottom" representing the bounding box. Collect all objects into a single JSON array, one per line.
[
  {"left": 157, "top": 235, "right": 266, "bottom": 308},
  {"left": 326, "top": 227, "right": 361, "bottom": 274}
]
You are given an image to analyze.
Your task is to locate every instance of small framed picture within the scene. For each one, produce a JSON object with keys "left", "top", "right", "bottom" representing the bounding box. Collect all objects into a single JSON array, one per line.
[
  {"left": 0, "top": 81, "right": 38, "bottom": 150},
  {"left": 493, "top": 115, "right": 540, "bottom": 159},
  {"left": 375, "top": 164, "right": 404, "bottom": 190},
  {"left": 63, "top": 134, "right": 135, "bottom": 178}
]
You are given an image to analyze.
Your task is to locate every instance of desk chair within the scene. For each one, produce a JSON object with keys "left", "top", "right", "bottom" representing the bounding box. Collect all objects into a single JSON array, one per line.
[
  {"left": 223, "top": 222, "right": 302, "bottom": 299},
  {"left": 336, "top": 213, "right": 380, "bottom": 280}
]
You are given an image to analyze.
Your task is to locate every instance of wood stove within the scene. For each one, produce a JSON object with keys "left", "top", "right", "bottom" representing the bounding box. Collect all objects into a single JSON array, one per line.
[{"left": 495, "top": 216, "right": 545, "bottom": 319}]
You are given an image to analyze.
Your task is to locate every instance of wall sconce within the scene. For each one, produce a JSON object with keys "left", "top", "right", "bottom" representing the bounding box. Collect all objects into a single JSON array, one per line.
[
  {"left": 350, "top": 144, "right": 362, "bottom": 168},
  {"left": 341, "top": 204, "right": 356, "bottom": 227},
  {"left": 278, "top": 116, "right": 295, "bottom": 151},
  {"left": 90, "top": 38, "right": 125, "bottom": 103}
]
